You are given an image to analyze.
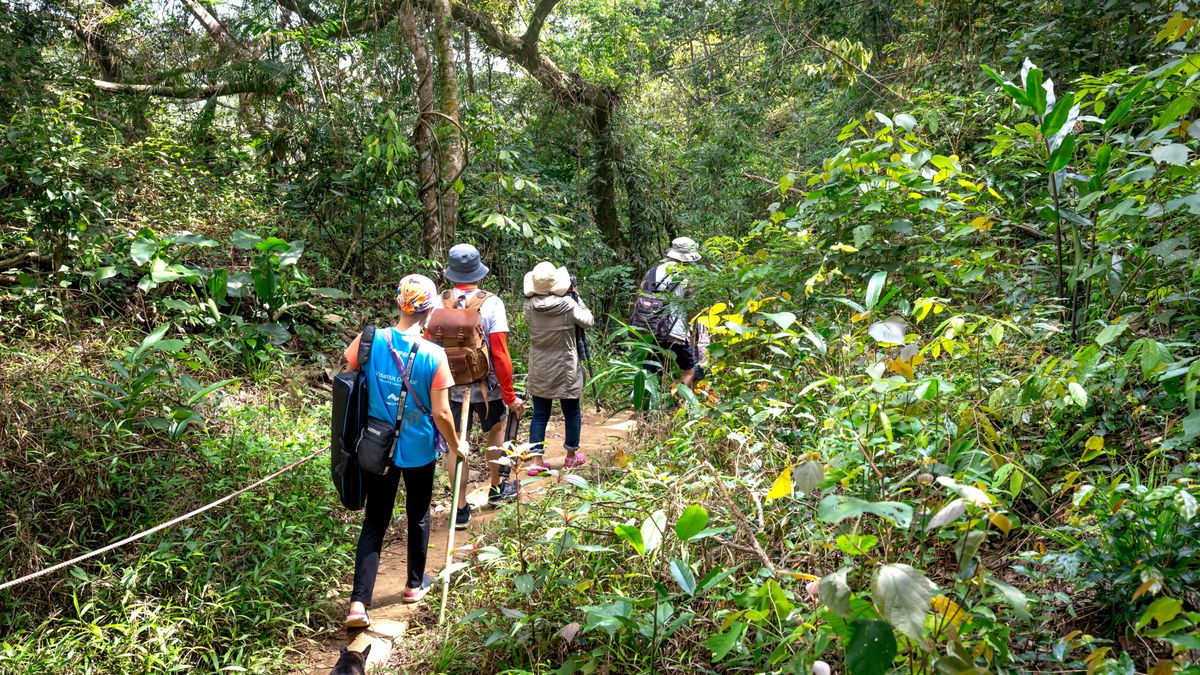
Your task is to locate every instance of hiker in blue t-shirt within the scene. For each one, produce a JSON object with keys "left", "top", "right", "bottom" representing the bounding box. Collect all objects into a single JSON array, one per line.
[{"left": 340, "top": 275, "right": 468, "bottom": 628}]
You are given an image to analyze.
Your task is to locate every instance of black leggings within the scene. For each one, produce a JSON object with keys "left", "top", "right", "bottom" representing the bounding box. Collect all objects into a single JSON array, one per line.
[{"left": 351, "top": 460, "right": 436, "bottom": 606}]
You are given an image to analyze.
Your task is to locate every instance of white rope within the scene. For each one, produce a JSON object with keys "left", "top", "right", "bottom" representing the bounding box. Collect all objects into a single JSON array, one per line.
[{"left": 0, "top": 447, "right": 325, "bottom": 593}]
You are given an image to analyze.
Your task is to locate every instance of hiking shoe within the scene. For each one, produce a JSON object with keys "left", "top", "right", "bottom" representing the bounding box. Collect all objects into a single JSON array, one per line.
[
  {"left": 344, "top": 605, "right": 370, "bottom": 629},
  {"left": 455, "top": 504, "right": 471, "bottom": 530},
  {"left": 487, "top": 480, "right": 518, "bottom": 505},
  {"left": 402, "top": 575, "right": 435, "bottom": 604}
]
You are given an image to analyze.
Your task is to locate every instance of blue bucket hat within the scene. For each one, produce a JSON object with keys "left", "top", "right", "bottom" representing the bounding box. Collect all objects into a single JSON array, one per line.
[{"left": 444, "top": 243, "right": 489, "bottom": 284}]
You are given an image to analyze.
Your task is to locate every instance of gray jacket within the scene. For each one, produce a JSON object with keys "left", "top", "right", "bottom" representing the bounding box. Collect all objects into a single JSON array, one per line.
[{"left": 523, "top": 294, "right": 595, "bottom": 400}]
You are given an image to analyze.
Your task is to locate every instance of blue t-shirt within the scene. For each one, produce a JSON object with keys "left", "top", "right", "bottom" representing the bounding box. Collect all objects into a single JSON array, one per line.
[{"left": 364, "top": 327, "right": 446, "bottom": 468}]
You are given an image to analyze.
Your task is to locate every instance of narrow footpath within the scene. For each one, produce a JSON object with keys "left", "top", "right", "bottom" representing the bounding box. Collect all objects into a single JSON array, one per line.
[{"left": 292, "top": 410, "right": 635, "bottom": 673}]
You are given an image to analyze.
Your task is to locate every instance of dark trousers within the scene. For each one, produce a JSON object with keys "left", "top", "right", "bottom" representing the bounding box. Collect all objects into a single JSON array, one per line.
[
  {"left": 351, "top": 460, "right": 436, "bottom": 605},
  {"left": 529, "top": 395, "right": 582, "bottom": 453}
]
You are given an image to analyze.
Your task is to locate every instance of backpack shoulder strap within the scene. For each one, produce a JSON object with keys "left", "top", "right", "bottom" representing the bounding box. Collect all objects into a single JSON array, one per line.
[
  {"left": 358, "top": 324, "right": 376, "bottom": 368},
  {"left": 465, "top": 289, "right": 491, "bottom": 310},
  {"left": 440, "top": 290, "right": 455, "bottom": 309}
]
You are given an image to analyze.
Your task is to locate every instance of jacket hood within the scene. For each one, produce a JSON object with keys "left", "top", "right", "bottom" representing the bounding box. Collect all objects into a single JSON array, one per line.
[{"left": 526, "top": 294, "right": 576, "bottom": 316}]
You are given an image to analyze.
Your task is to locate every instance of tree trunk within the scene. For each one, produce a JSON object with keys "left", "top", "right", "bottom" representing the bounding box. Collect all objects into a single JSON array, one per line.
[
  {"left": 432, "top": 0, "right": 464, "bottom": 254},
  {"left": 462, "top": 27, "right": 475, "bottom": 94},
  {"left": 398, "top": 0, "right": 443, "bottom": 260},
  {"left": 588, "top": 98, "right": 628, "bottom": 258}
]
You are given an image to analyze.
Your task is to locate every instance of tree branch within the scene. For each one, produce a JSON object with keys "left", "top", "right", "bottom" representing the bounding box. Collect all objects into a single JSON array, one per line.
[
  {"left": 180, "top": 0, "right": 254, "bottom": 59},
  {"left": 521, "top": 0, "right": 561, "bottom": 53},
  {"left": 90, "top": 78, "right": 271, "bottom": 99}
]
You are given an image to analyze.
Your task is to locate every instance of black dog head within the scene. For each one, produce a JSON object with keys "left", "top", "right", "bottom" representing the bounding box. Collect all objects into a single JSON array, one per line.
[{"left": 329, "top": 644, "right": 371, "bottom": 675}]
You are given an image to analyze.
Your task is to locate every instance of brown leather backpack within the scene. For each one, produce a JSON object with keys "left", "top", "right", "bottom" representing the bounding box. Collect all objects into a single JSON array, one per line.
[{"left": 427, "top": 289, "right": 491, "bottom": 385}]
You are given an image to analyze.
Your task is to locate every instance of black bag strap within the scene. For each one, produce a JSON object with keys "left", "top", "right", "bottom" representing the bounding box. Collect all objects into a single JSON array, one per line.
[
  {"left": 385, "top": 331, "right": 429, "bottom": 418},
  {"left": 357, "top": 324, "right": 376, "bottom": 368},
  {"left": 641, "top": 264, "right": 680, "bottom": 295}
]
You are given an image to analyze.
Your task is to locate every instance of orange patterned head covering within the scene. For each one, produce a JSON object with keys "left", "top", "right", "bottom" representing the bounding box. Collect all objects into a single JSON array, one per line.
[{"left": 395, "top": 274, "right": 438, "bottom": 315}]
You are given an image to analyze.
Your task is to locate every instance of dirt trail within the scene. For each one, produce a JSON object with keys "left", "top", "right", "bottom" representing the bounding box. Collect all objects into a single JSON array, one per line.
[{"left": 292, "top": 410, "right": 634, "bottom": 673}]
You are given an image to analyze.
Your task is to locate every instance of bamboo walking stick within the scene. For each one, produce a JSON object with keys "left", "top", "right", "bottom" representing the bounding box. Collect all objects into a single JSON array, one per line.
[{"left": 439, "top": 384, "right": 474, "bottom": 626}]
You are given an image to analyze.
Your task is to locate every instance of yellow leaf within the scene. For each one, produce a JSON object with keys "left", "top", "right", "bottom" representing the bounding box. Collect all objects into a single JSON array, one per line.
[
  {"left": 708, "top": 302, "right": 728, "bottom": 316},
  {"left": 987, "top": 186, "right": 1004, "bottom": 201},
  {"left": 989, "top": 512, "right": 1013, "bottom": 535},
  {"left": 1085, "top": 436, "right": 1104, "bottom": 451},
  {"left": 766, "top": 466, "right": 794, "bottom": 501},
  {"left": 1132, "top": 577, "right": 1162, "bottom": 601},
  {"left": 783, "top": 571, "right": 819, "bottom": 582},
  {"left": 781, "top": 291, "right": 792, "bottom": 301},
  {"left": 829, "top": 242, "right": 858, "bottom": 253},
  {"left": 887, "top": 357, "right": 914, "bottom": 380},
  {"left": 931, "top": 595, "right": 968, "bottom": 634},
  {"left": 969, "top": 215, "right": 993, "bottom": 231},
  {"left": 1150, "top": 660, "right": 1176, "bottom": 675},
  {"left": 851, "top": 311, "right": 872, "bottom": 323}
]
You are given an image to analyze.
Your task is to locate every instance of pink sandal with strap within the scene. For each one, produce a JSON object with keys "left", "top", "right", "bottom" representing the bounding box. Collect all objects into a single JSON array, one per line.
[{"left": 563, "top": 453, "right": 587, "bottom": 468}]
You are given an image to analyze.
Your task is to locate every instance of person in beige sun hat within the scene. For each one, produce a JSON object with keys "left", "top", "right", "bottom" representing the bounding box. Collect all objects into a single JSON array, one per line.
[
  {"left": 522, "top": 261, "right": 594, "bottom": 474},
  {"left": 523, "top": 261, "right": 572, "bottom": 298}
]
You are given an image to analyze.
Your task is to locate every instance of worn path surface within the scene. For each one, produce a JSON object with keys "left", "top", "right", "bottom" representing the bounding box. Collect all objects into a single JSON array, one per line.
[{"left": 291, "top": 410, "right": 634, "bottom": 673}]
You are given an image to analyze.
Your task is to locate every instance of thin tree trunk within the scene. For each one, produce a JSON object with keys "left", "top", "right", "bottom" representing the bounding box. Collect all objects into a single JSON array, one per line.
[
  {"left": 432, "top": 0, "right": 464, "bottom": 254},
  {"left": 398, "top": 0, "right": 442, "bottom": 259},
  {"left": 462, "top": 27, "right": 475, "bottom": 94},
  {"left": 588, "top": 99, "right": 628, "bottom": 257}
]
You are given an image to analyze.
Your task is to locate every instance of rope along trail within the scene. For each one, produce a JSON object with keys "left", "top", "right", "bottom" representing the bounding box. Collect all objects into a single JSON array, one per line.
[{"left": 0, "top": 447, "right": 325, "bottom": 593}]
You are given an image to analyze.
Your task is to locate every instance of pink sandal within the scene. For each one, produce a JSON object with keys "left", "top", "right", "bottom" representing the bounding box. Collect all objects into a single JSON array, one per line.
[{"left": 563, "top": 453, "right": 587, "bottom": 468}]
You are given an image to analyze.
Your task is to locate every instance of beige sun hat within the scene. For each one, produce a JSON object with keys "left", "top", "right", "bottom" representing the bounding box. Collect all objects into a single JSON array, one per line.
[
  {"left": 665, "top": 237, "right": 702, "bottom": 263},
  {"left": 523, "top": 262, "right": 572, "bottom": 297}
]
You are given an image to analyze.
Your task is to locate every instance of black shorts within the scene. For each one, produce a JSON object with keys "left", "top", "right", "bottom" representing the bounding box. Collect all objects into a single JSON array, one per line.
[
  {"left": 450, "top": 399, "right": 507, "bottom": 433},
  {"left": 646, "top": 337, "right": 695, "bottom": 374}
]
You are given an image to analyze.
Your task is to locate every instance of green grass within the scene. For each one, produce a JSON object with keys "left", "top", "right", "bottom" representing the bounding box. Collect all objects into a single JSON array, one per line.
[{"left": 0, "top": 346, "right": 355, "bottom": 673}]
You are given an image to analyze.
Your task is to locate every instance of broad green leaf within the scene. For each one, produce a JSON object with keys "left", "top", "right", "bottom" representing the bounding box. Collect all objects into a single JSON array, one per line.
[
  {"left": 865, "top": 271, "right": 887, "bottom": 310},
  {"left": 1137, "top": 597, "right": 1182, "bottom": 632},
  {"left": 984, "top": 574, "right": 1031, "bottom": 620},
  {"left": 818, "top": 568, "right": 852, "bottom": 617},
  {"left": 1047, "top": 134, "right": 1076, "bottom": 172},
  {"left": 760, "top": 311, "right": 797, "bottom": 331},
  {"left": 613, "top": 523, "right": 645, "bottom": 555},
  {"left": 309, "top": 287, "right": 349, "bottom": 299},
  {"left": 640, "top": 510, "right": 667, "bottom": 555},
  {"left": 1095, "top": 321, "right": 1129, "bottom": 346},
  {"left": 793, "top": 461, "right": 824, "bottom": 494},
  {"left": 765, "top": 466, "right": 793, "bottom": 501},
  {"left": 873, "top": 563, "right": 936, "bottom": 639},
  {"left": 670, "top": 559, "right": 696, "bottom": 596},
  {"left": 675, "top": 505, "right": 709, "bottom": 541},
  {"left": 894, "top": 113, "right": 917, "bottom": 132},
  {"left": 1068, "top": 381, "right": 1088, "bottom": 407},
  {"left": 818, "top": 495, "right": 913, "bottom": 529},
  {"left": 981, "top": 65, "right": 1029, "bottom": 105},
  {"left": 130, "top": 237, "right": 157, "bottom": 266},
  {"left": 1041, "top": 92, "right": 1076, "bottom": 137},
  {"left": 133, "top": 324, "right": 171, "bottom": 362},
  {"left": 1024, "top": 65, "right": 1046, "bottom": 115},
  {"left": 836, "top": 533, "right": 878, "bottom": 556},
  {"left": 256, "top": 322, "right": 291, "bottom": 344},
  {"left": 867, "top": 316, "right": 906, "bottom": 344},
  {"left": 1103, "top": 78, "right": 1149, "bottom": 131},
  {"left": 927, "top": 498, "right": 967, "bottom": 529},
  {"left": 704, "top": 621, "right": 746, "bottom": 661},
  {"left": 1150, "top": 143, "right": 1189, "bottom": 166},
  {"left": 845, "top": 620, "right": 896, "bottom": 675},
  {"left": 514, "top": 574, "right": 534, "bottom": 595},
  {"left": 230, "top": 230, "right": 263, "bottom": 250}
]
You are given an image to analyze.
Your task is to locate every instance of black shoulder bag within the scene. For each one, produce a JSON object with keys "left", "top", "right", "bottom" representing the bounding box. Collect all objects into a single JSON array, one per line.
[
  {"left": 356, "top": 332, "right": 420, "bottom": 476},
  {"left": 330, "top": 325, "right": 376, "bottom": 510}
]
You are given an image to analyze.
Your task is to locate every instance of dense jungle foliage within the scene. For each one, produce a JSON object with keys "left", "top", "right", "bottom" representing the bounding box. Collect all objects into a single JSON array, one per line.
[{"left": 2, "top": 0, "right": 1199, "bottom": 673}]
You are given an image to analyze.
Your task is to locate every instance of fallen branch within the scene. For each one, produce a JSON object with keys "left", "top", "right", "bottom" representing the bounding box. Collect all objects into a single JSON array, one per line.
[{"left": 742, "top": 172, "right": 804, "bottom": 197}]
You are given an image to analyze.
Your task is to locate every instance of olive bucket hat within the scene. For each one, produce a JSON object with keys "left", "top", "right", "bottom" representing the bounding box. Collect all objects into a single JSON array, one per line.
[
  {"left": 665, "top": 237, "right": 702, "bottom": 263},
  {"left": 443, "top": 243, "right": 490, "bottom": 284}
]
